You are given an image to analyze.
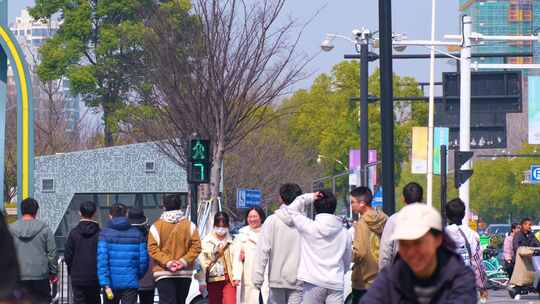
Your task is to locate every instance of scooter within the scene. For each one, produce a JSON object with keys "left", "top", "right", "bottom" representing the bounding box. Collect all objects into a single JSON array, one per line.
[
  {"left": 482, "top": 246, "right": 509, "bottom": 290},
  {"left": 507, "top": 248, "right": 540, "bottom": 300}
]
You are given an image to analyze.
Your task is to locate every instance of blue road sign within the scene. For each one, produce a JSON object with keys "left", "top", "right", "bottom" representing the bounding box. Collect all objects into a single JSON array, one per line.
[
  {"left": 373, "top": 187, "right": 383, "bottom": 208},
  {"left": 531, "top": 165, "right": 540, "bottom": 183},
  {"left": 236, "top": 188, "right": 262, "bottom": 209}
]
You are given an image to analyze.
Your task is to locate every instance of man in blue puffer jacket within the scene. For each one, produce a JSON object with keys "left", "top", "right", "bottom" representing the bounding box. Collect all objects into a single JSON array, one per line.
[{"left": 98, "top": 203, "right": 148, "bottom": 304}]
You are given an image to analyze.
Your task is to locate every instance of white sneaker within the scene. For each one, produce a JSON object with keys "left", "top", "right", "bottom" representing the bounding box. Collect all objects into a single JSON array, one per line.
[{"left": 513, "top": 294, "right": 521, "bottom": 300}]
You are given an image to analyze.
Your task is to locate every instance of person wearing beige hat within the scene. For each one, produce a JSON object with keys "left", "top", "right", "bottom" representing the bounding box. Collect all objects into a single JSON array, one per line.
[{"left": 360, "top": 203, "right": 478, "bottom": 304}]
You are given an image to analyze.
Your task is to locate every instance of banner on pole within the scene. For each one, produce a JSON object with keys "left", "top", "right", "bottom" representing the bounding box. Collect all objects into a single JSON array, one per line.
[
  {"left": 529, "top": 76, "right": 540, "bottom": 144},
  {"left": 349, "top": 149, "right": 377, "bottom": 187},
  {"left": 433, "top": 127, "right": 449, "bottom": 175},
  {"left": 412, "top": 127, "right": 428, "bottom": 174}
]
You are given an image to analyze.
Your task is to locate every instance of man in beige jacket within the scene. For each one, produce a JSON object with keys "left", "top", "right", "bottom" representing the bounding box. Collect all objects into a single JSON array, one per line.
[
  {"left": 350, "top": 186, "right": 387, "bottom": 304},
  {"left": 148, "top": 194, "right": 202, "bottom": 304}
]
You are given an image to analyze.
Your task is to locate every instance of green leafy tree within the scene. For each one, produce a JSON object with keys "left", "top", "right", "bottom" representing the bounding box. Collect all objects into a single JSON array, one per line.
[
  {"left": 283, "top": 61, "right": 426, "bottom": 183},
  {"left": 470, "top": 143, "right": 540, "bottom": 222},
  {"left": 30, "top": 0, "right": 154, "bottom": 146}
]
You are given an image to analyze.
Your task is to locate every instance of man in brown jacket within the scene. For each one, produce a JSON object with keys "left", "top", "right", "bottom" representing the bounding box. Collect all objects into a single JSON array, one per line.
[
  {"left": 148, "top": 194, "right": 202, "bottom": 304},
  {"left": 350, "top": 186, "right": 387, "bottom": 304}
]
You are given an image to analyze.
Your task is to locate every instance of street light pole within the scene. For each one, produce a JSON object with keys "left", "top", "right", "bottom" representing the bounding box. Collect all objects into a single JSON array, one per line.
[
  {"left": 378, "top": 0, "right": 395, "bottom": 215},
  {"left": 426, "top": 0, "right": 437, "bottom": 207},
  {"left": 360, "top": 42, "right": 369, "bottom": 187},
  {"left": 459, "top": 15, "right": 472, "bottom": 219}
]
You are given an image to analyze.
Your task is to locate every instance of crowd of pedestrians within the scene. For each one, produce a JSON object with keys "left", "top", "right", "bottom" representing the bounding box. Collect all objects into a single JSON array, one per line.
[{"left": 2, "top": 182, "right": 540, "bottom": 304}]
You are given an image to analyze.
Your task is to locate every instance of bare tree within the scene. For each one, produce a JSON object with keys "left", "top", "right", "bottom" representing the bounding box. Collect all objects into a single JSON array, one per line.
[
  {"left": 224, "top": 116, "right": 320, "bottom": 214},
  {"left": 132, "top": 0, "right": 310, "bottom": 206}
]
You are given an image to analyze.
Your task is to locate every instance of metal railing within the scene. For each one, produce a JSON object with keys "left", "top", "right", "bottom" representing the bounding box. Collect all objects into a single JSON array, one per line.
[{"left": 52, "top": 257, "right": 71, "bottom": 304}]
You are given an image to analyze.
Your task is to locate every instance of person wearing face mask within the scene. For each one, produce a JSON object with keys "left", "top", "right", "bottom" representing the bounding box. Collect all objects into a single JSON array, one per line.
[
  {"left": 197, "top": 212, "right": 237, "bottom": 304},
  {"left": 234, "top": 207, "right": 269, "bottom": 304}
]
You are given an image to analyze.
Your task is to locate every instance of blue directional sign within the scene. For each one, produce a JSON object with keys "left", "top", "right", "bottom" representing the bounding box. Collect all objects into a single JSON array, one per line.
[
  {"left": 372, "top": 187, "right": 383, "bottom": 208},
  {"left": 531, "top": 165, "right": 540, "bottom": 183},
  {"left": 236, "top": 188, "right": 262, "bottom": 209}
]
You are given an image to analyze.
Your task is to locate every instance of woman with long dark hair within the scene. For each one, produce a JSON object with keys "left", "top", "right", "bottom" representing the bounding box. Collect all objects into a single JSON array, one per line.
[{"left": 360, "top": 204, "right": 477, "bottom": 304}]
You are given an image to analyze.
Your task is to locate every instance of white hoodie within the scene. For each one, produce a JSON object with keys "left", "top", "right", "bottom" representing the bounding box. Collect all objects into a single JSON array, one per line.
[
  {"left": 284, "top": 193, "right": 352, "bottom": 291},
  {"left": 253, "top": 204, "right": 303, "bottom": 290}
]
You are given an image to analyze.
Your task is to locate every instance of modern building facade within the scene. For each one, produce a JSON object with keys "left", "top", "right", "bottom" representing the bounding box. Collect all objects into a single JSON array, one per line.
[
  {"left": 460, "top": 0, "right": 540, "bottom": 63},
  {"left": 33, "top": 143, "right": 188, "bottom": 250},
  {"left": 9, "top": 9, "right": 80, "bottom": 134},
  {"left": 459, "top": 0, "right": 539, "bottom": 150}
]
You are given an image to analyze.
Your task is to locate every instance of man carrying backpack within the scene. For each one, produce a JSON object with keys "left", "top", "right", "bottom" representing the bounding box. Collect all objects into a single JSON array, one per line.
[{"left": 445, "top": 198, "right": 488, "bottom": 301}]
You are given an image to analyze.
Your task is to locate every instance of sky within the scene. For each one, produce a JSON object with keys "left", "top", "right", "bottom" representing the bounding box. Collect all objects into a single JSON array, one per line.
[{"left": 10, "top": 0, "right": 461, "bottom": 92}]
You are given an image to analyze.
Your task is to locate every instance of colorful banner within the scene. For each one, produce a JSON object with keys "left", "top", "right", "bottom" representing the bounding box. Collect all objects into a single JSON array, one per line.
[
  {"left": 412, "top": 127, "right": 428, "bottom": 174},
  {"left": 349, "top": 149, "right": 377, "bottom": 188},
  {"left": 349, "top": 149, "right": 377, "bottom": 171},
  {"left": 529, "top": 76, "right": 540, "bottom": 144},
  {"left": 433, "top": 127, "right": 449, "bottom": 175}
]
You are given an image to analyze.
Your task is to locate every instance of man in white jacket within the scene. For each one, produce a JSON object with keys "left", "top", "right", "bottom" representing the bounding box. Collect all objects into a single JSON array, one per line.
[
  {"left": 283, "top": 189, "right": 352, "bottom": 304},
  {"left": 253, "top": 183, "right": 303, "bottom": 304}
]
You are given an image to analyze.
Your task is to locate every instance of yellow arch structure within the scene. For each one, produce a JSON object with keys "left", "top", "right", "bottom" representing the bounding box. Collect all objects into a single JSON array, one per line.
[{"left": 0, "top": 25, "right": 34, "bottom": 201}]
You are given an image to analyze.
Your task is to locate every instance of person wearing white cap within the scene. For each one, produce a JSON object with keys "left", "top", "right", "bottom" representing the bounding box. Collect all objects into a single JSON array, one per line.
[{"left": 360, "top": 203, "right": 478, "bottom": 304}]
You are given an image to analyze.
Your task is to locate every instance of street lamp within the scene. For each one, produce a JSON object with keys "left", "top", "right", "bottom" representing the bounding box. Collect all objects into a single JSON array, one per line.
[
  {"left": 316, "top": 154, "right": 348, "bottom": 172},
  {"left": 320, "top": 29, "right": 376, "bottom": 189}
]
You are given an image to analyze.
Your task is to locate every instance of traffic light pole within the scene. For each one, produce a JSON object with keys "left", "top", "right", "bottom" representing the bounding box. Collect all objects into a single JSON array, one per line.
[
  {"left": 440, "top": 145, "right": 447, "bottom": 226},
  {"left": 190, "top": 183, "right": 199, "bottom": 224},
  {"left": 378, "top": 0, "right": 395, "bottom": 215}
]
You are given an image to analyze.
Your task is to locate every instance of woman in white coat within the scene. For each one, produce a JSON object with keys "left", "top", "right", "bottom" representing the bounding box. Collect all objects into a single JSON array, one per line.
[{"left": 234, "top": 206, "right": 269, "bottom": 304}]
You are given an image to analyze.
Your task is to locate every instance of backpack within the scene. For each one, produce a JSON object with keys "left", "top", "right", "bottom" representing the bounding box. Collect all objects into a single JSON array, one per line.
[{"left": 457, "top": 228, "right": 473, "bottom": 267}]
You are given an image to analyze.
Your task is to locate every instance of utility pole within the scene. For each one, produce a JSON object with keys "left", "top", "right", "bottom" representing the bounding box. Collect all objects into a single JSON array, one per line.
[{"left": 378, "top": 0, "right": 396, "bottom": 215}]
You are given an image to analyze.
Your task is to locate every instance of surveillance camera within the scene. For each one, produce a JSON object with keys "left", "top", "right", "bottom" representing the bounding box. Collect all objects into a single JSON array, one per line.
[{"left": 320, "top": 38, "right": 334, "bottom": 52}]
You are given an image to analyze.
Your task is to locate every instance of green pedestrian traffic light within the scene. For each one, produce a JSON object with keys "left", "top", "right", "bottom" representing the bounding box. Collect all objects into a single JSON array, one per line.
[{"left": 188, "top": 139, "right": 211, "bottom": 183}]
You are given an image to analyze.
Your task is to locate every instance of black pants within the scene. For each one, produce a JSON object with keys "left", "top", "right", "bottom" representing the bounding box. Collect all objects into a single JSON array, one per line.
[
  {"left": 352, "top": 289, "right": 367, "bottom": 304},
  {"left": 156, "top": 278, "right": 191, "bottom": 304},
  {"left": 73, "top": 285, "right": 101, "bottom": 304},
  {"left": 18, "top": 279, "right": 50, "bottom": 304},
  {"left": 505, "top": 260, "right": 515, "bottom": 278},
  {"left": 104, "top": 288, "right": 137, "bottom": 304},
  {"left": 138, "top": 289, "right": 155, "bottom": 304}
]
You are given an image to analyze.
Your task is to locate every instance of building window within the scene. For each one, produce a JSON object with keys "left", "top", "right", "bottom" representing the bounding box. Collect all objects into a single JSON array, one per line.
[
  {"left": 145, "top": 161, "right": 156, "bottom": 173},
  {"left": 42, "top": 179, "right": 54, "bottom": 192}
]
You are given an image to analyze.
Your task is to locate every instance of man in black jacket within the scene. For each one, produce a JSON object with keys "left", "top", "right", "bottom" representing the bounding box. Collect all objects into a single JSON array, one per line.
[
  {"left": 65, "top": 201, "right": 101, "bottom": 304},
  {"left": 513, "top": 218, "right": 540, "bottom": 257}
]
